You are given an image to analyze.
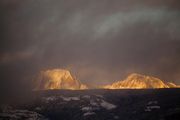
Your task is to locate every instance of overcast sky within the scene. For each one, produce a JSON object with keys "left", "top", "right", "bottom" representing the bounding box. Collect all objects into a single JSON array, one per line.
[{"left": 0, "top": 0, "right": 180, "bottom": 95}]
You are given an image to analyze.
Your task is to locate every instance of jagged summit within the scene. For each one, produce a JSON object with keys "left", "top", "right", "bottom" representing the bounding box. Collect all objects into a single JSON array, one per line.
[
  {"left": 34, "top": 69, "right": 87, "bottom": 90},
  {"left": 103, "top": 73, "right": 178, "bottom": 89}
]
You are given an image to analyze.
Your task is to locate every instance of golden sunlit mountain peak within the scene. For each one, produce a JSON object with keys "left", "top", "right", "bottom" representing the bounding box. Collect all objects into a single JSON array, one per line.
[
  {"left": 103, "top": 73, "right": 179, "bottom": 89},
  {"left": 34, "top": 69, "right": 88, "bottom": 90}
]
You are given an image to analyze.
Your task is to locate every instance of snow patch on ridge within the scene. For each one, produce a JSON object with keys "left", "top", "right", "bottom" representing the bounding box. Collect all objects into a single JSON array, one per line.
[
  {"left": 60, "top": 96, "right": 80, "bottom": 101},
  {"left": 145, "top": 100, "right": 160, "bottom": 112},
  {"left": 100, "top": 100, "right": 117, "bottom": 110}
]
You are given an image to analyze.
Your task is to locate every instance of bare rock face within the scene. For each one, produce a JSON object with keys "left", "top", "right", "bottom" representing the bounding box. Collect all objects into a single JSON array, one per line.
[
  {"left": 34, "top": 69, "right": 87, "bottom": 90},
  {"left": 103, "top": 73, "right": 179, "bottom": 89}
]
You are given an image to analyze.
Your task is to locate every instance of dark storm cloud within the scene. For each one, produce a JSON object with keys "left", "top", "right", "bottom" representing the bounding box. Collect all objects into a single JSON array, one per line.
[{"left": 0, "top": 0, "right": 180, "bottom": 98}]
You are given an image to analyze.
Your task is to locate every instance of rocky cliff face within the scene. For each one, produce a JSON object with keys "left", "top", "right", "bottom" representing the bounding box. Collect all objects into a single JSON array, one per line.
[
  {"left": 103, "top": 73, "right": 179, "bottom": 89},
  {"left": 34, "top": 69, "right": 87, "bottom": 90}
]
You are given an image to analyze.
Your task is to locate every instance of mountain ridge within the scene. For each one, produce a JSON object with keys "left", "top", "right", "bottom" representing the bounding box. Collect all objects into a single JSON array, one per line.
[
  {"left": 34, "top": 69, "right": 179, "bottom": 90},
  {"left": 103, "top": 73, "right": 179, "bottom": 89}
]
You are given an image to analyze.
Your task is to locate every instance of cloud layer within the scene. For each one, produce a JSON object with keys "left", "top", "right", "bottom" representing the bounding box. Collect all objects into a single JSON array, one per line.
[{"left": 0, "top": 0, "right": 180, "bottom": 98}]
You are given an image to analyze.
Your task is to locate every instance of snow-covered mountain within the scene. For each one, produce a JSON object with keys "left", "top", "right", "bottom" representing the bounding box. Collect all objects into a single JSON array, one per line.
[
  {"left": 34, "top": 69, "right": 87, "bottom": 90},
  {"left": 34, "top": 70, "right": 179, "bottom": 90},
  {"left": 103, "top": 73, "right": 179, "bottom": 89}
]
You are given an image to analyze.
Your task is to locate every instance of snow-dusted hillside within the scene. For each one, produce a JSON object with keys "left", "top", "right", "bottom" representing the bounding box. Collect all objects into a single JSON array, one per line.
[{"left": 1, "top": 89, "right": 180, "bottom": 120}]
